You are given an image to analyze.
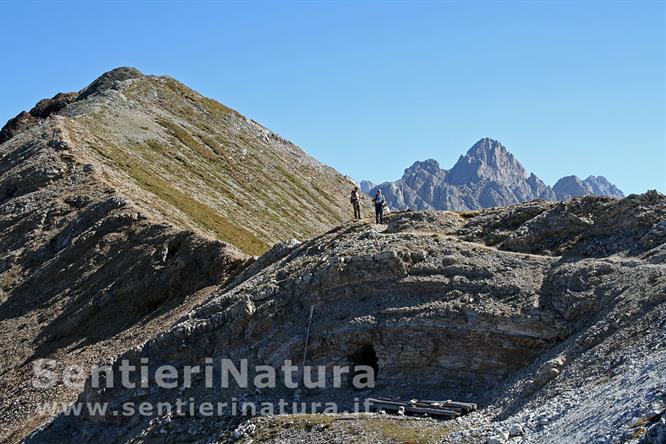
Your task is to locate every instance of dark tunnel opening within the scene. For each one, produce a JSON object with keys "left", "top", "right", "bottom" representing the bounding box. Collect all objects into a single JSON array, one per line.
[{"left": 348, "top": 344, "right": 379, "bottom": 387}]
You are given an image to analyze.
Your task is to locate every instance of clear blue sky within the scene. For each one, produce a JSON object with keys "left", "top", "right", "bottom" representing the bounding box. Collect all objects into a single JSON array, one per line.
[{"left": 1, "top": 0, "right": 665, "bottom": 194}]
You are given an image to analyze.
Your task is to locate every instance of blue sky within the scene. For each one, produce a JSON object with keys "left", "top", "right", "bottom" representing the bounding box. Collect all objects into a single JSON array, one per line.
[{"left": 1, "top": 1, "right": 664, "bottom": 194}]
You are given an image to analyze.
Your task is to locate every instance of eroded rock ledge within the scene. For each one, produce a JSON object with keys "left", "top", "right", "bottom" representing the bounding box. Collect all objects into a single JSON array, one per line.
[{"left": 28, "top": 193, "right": 666, "bottom": 443}]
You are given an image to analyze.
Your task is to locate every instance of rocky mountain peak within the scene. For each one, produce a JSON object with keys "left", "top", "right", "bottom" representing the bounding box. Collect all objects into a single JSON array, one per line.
[
  {"left": 77, "top": 66, "right": 144, "bottom": 100},
  {"left": 553, "top": 175, "right": 588, "bottom": 198},
  {"left": 447, "top": 137, "right": 528, "bottom": 186},
  {"left": 466, "top": 137, "right": 508, "bottom": 159},
  {"left": 553, "top": 175, "right": 624, "bottom": 200},
  {"left": 402, "top": 159, "right": 442, "bottom": 178},
  {"left": 584, "top": 175, "right": 624, "bottom": 197},
  {"left": 0, "top": 67, "right": 146, "bottom": 144},
  {"left": 0, "top": 68, "right": 368, "bottom": 255},
  {"left": 400, "top": 159, "right": 446, "bottom": 194}
]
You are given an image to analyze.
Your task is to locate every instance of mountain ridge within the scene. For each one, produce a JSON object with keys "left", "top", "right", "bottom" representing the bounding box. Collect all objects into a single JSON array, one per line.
[
  {"left": 0, "top": 67, "right": 373, "bottom": 441},
  {"left": 1, "top": 67, "right": 370, "bottom": 255},
  {"left": 368, "top": 137, "right": 623, "bottom": 211},
  {"left": 0, "top": 68, "right": 664, "bottom": 444}
]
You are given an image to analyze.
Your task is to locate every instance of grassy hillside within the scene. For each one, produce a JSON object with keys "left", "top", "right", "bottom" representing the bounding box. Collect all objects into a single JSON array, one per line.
[{"left": 60, "top": 70, "right": 366, "bottom": 254}]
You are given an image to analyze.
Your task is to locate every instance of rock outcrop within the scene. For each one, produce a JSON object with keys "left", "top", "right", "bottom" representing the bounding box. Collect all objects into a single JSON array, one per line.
[
  {"left": 24, "top": 193, "right": 666, "bottom": 444},
  {"left": 0, "top": 67, "right": 369, "bottom": 442},
  {"left": 368, "top": 138, "right": 624, "bottom": 211},
  {"left": 0, "top": 92, "right": 78, "bottom": 144},
  {"left": 0, "top": 113, "right": 249, "bottom": 443}
]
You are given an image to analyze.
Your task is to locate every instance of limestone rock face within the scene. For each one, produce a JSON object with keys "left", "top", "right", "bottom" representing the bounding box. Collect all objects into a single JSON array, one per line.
[
  {"left": 446, "top": 138, "right": 528, "bottom": 186},
  {"left": 0, "top": 67, "right": 369, "bottom": 442},
  {"left": 369, "top": 138, "right": 623, "bottom": 211},
  {"left": 26, "top": 194, "right": 666, "bottom": 444},
  {"left": 0, "top": 113, "right": 257, "bottom": 439}
]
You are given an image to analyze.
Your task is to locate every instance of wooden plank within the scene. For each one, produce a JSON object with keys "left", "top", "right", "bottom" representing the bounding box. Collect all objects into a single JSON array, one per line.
[
  {"left": 369, "top": 397, "right": 476, "bottom": 412},
  {"left": 415, "top": 403, "right": 475, "bottom": 413},
  {"left": 365, "top": 399, "right": 461, "bottom": 418},
  {"left": 373, "top": 402, "right": 460, "bottom": 418},
  {"left": 410, "top": 402, "right": 466, "bottom": 414},
  {"left": 418, "top": 400, "right": 477, "bottom": 412},
  {"left": 365, "top": 398, "right": 406, "bottom": 406},
  {"left": 372, "top": 397, "right": 477, "bottom": 413}
]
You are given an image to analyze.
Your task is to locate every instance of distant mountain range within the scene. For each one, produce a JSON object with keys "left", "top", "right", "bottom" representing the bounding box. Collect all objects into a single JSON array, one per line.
[{"left": 366, "top": 138, "right": 624, "bottom": 211}]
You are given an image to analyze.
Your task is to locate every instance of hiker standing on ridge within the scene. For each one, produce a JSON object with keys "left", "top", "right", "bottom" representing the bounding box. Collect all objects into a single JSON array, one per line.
[
  {"left": 372, "top": 190, "right": 386, "bottom": 224},
  {"left": 350, "top": 186, "right": 362, "bottom": 220}
]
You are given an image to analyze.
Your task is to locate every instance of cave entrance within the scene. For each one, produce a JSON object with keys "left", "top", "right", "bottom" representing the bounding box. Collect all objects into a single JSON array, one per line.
[{"left": 348, "top": 344, "right": 379, "bottom": 387}]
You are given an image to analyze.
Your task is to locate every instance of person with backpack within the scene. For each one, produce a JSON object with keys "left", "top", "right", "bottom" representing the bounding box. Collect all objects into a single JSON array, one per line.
[
  {"left": 372, "top": 190, "right": 386, "bottom": 224},
  {"left": 350, "top": 186, "right": 362, "bottom": 220}
]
